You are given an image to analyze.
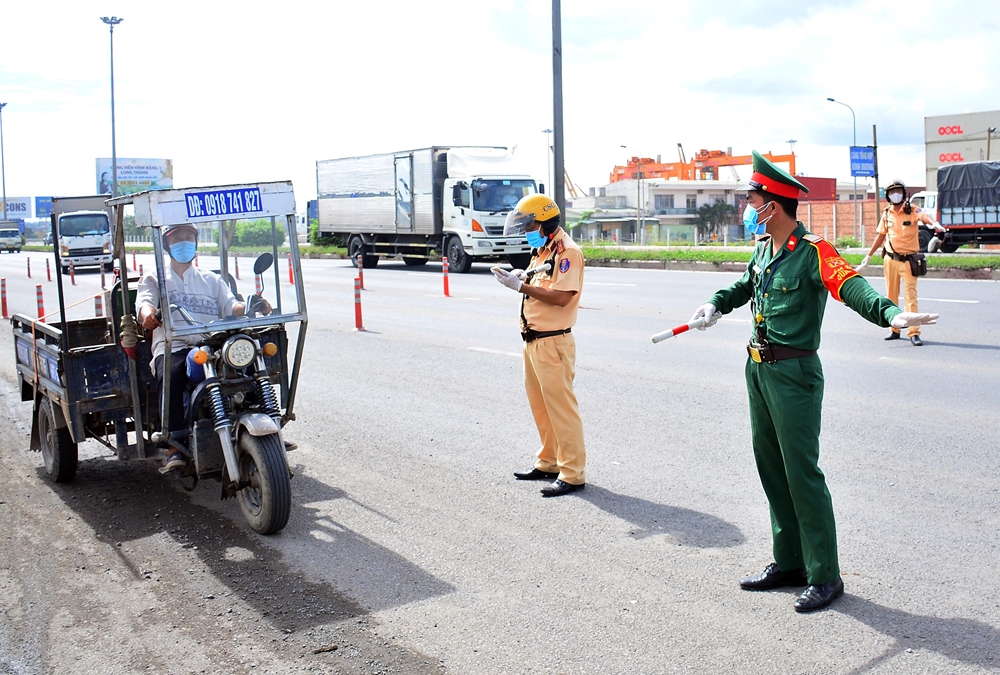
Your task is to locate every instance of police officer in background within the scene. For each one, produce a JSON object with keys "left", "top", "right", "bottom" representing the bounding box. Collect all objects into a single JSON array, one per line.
[
  {"left": 690, "top": 152, "right": 939, "bottom": 612},
  {"left": 492, "top": 194, "right": 586, "bottom": 497},
  {"left": 856, "top": 180, "right": 945, "bottom": 346}
]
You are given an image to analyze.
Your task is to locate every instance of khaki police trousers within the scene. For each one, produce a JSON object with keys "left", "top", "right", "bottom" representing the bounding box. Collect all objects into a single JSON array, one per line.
[
  {"left": 523, "top": 332, "right": 586, "bottom": 485},
  {"left": 746, "top": 354, "right": 840, "bottom": 586},
  {"left": 884, "top": 256, "right": 920, "bottom": 336}
]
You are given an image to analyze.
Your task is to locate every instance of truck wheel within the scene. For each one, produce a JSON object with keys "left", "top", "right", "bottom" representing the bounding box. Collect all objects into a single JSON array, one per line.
[
  {"left": 446, "top": 235, "right": 472, "bottom": 273},
  {"left": 236, "top": 432, "right": 291, "bottom": 535},
  {"left": 940, "top": 243, "right": 960, "bottom": 253},
  {"left": 918, "top": 229, "right": 931, "bottom": 252},
  {"left": 103, "top": 262, "right": 114, "bottom": 273},
  {"left": 38, "top": 398, "right": 78, "bottom": 483},
  {"left": 348, "top": 235, "right": 378, "bottom": 270},
  {"left": 507, "top": 253, "right": 532, "bottom": 270}
]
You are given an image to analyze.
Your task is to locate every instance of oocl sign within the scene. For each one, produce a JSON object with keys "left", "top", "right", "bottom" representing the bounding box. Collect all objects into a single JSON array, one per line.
[
  {"left": 939, "top": 152, "right": 965, "bottom": 163},
  {"left": 938, "top": 125, "right": 965, "bottom": 136}
]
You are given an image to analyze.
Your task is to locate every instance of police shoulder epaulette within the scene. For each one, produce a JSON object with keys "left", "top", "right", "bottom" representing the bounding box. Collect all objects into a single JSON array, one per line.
[
  {"left": 803, "top": 233, "right": 823, "bottom": 243},
  {"left": 555, "top": 239, "right": 565, "bottom": 254}
]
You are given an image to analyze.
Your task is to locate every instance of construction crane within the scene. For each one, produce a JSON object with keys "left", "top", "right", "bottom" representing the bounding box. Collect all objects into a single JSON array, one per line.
[
  {"left": 564, "top": 167, "right": 586, "bottom": 199},
  {"left": 609, "top": 148, "right": 797, "bottom": 183}
]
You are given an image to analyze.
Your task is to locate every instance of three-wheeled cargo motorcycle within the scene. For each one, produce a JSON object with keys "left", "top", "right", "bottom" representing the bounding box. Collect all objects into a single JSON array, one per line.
[{"left": 10, "top": 181, "right": 308, "bottom": 534}]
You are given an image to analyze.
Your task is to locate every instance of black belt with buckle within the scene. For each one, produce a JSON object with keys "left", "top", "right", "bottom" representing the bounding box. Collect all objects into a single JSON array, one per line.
[
  {"left": 522, "top": 328, "right": 571, "bottom": 343},
  {"left": 885, "top": 249, "right": 916, "bottom": 262},
  {"left": 747, "top": 342, "right": 816, "bottom": 364}
]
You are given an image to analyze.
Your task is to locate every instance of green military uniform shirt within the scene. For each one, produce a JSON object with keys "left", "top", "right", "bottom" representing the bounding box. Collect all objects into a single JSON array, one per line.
[{"left": 709, "top": 222, "right": 902, "bottom": 348}]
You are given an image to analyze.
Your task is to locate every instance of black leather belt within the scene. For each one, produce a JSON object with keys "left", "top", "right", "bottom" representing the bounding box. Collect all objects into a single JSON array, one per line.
[
  {"left": 885, "top": 250, "right": 916, "bottom": 262},
  {"left": 747, "top": 342, "right": 816, "bottom": 364},
  {"left": 522, "top": 328, "right": 571, "bottom": 343}
]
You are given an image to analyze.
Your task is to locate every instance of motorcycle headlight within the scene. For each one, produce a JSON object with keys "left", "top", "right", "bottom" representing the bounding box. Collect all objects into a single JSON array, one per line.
[{"left": 222, "top": 336, "right": 257, "bottom": 368}]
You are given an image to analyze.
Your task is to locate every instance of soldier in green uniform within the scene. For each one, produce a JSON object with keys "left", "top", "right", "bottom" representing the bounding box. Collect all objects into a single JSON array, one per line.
[{"left": 690, "top": 151, "right": 939, "bottom": 612}]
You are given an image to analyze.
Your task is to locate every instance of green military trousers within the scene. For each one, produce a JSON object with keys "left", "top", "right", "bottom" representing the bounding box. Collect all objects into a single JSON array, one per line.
[{"left": 745, "top": 354, "right": 840, "bottom": 585}]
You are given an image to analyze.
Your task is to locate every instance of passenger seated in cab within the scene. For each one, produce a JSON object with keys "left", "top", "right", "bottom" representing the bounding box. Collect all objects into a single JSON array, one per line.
[{"left": 135, "top": 223, "right": 270, "bottom": 470}]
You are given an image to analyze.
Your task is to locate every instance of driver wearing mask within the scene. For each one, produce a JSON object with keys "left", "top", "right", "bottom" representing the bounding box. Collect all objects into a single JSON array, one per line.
[{"left": 136, "top": 223, "right": 270, "bottom": 469}]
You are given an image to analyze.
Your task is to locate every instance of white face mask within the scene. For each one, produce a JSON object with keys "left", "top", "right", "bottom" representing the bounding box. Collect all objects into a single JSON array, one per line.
[{"left": 888, "top": 192, "right": 904, "bottom": 205}]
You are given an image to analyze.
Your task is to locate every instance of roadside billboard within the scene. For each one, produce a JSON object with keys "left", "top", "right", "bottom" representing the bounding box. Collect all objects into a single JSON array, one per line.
[
  {"left": 96, "top": 158, "right": 174, "bottom": 196},
  {"left": 3, "top": 197, "right": 32, "bottom": 220},
  {"left": 925, "top": 110, "right": 1000, "bottom": 188},
  {"left": 35, "top": 196, "right": 53, "bottom": 219}
]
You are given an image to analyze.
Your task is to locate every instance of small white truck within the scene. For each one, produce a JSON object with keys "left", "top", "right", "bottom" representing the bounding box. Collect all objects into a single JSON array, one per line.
[
  {"left": 0, "top": 220, "right": 22, "bottom": 253},
  {"left": 50, "top": 195, "right": 114, "bottom": 273},
  {"left": 316, "top": 146, "right": 541, "bottom": 272}
]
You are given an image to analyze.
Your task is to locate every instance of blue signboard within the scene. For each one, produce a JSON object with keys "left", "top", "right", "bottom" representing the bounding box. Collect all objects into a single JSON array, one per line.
[
  {"left": 850, "top": 146, "right": 876, "bottom": 177},
  {"left": 35, "top": 196, "right": 53, "bottom": 219},
  {"left": 185, "top": 187, "right": 263, "bottom": 219}
]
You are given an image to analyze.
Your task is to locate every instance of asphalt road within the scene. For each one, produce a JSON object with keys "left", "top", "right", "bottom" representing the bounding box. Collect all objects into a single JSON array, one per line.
[{"left": 1, "top": 251, "right": 998, "bottom": 674}]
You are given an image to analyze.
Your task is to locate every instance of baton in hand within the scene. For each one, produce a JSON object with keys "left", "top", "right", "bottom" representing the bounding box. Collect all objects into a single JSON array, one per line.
[{"left": 651, "top": 312, "right": 722, "bottom": 343}]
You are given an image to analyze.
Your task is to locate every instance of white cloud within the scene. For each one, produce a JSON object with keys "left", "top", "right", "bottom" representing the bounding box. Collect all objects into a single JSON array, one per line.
[{"left": 1, "top": 0, "right": 998, "bottom": 205}]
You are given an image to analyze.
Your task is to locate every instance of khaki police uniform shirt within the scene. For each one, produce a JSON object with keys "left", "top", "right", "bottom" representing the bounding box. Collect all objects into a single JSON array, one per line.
[
  {"left": 878, "top": 205, "right": 924, "bottom": 255},
  {"left": 522, "top": 227, "right": 584, "bottom": 332}
]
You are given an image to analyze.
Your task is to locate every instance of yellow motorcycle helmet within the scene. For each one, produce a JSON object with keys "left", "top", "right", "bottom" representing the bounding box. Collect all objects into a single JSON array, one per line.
[{"left": 503, "top": 194, "right": 561, "bottom": 237}]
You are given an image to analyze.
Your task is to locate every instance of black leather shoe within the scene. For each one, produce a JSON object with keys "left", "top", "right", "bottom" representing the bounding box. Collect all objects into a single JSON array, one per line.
[
  {"left": 884, "top": 332, "right": 901, "bottom": 341},
  {"left": 540, "top": 479, "right": 585, "bottom": 497},
  {"left": 794, "top": 577, "right": 845, "bottom": 612},
  {"left": 514, "top": 468, "right": 560, "bottom": 481},
  {"left": 910, "top": 335, "right": 923, "bottom": 346},
  {"left": 739, "top": 562, "right": 808, "bottom": 590}
]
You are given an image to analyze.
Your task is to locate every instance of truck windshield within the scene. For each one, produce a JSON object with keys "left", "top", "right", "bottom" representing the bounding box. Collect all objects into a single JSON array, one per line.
[
  {"left": 60, "top": 214, "right": 110, "bottom": 237},
  {"left": 472, "top": 180, "right": 537, "bottom": 213}
]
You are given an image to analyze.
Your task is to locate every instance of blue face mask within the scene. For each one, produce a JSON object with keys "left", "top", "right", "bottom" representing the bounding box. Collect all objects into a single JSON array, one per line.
[
  {"left": 169, "top": 241, "right": 197, "bottom": 264},
  {"left": 526, "top": 229, "right": 548, "bottom": 248},
  {"left": 743, "top": 203, "right": 773, "bottom": 236}
]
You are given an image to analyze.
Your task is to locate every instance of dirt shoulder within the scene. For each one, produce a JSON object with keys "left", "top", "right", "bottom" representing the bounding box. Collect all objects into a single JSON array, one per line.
[{"left": 0, "top": 383, "right": 444, "bottom": 675}]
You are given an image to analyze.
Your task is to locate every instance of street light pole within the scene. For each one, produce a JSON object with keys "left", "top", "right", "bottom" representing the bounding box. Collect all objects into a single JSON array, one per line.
[
  {"left": 0, "top": 102, "right": 7, "bottom": 221},
  {"left": 101, "top": 16, "right": 123, "bottom": 197},
  {"left": 787, "top": 139, "right": 797, "bottom": 156},
  {"left": 621, "top": 145, "right": 643, "bottom": 244},
  {"left": 988, "top": 127, "right": 996, "bottom": 161},
  {"left": 827, "top": 98, "right": 857, "bottom": 239},
  {"left": 542, "top": 128, "right": 552, "bottom": 194}
]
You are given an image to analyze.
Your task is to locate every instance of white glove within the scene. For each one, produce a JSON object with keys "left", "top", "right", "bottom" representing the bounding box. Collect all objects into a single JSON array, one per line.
[
  {"left": 690, "top": 303, "right": 719, "bottom": 331},
  {"left": 854, "top": 254, "right": 870, "bottom": 272},
  {"left": 933, "top": 222, "right": 946, "bottom": 233},
  {"left": 891, "top": 312, "right": 939, "bottom": 328},
  {"left": 491, "top": 267, "right": 523, "bottom": 292},
  {"left": 509, "top": 268, "right": 527, "bottom": 281}
]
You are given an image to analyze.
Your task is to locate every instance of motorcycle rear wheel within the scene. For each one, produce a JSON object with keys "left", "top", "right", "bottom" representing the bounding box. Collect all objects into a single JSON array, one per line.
[{"left": 236, "top": 432, "right": 291, "bottom": 534}]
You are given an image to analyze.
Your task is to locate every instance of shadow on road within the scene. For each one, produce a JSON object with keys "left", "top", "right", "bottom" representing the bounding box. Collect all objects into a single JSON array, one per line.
[
  {"left": 839, "top": 595, "right": 1000, "bottom": 673},
  {"left": 926, "top": 341, "right": 1000, "bottom": 351},
  {"left": 41, "top": 455, "right": 454, "bottom": 631},
  {"left": 577, "top": 485, "right": 745, "bottom": 548}
]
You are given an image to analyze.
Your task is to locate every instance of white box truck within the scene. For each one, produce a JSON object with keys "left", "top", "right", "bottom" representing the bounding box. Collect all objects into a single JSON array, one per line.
[
  {"left": 316, "top": 146, "right": 541, "bottom": 272},
  {"left": 51, "top": 195, "right": 114, "bottom": 273}
]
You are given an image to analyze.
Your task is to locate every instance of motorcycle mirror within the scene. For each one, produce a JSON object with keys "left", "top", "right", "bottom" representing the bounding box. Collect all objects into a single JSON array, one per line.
[{"left": 254, "top": 253, "right": 273, "bottom": 276}]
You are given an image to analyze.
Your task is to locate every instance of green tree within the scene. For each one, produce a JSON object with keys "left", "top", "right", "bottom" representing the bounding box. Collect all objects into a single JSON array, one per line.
[{"left": 233, "top": 219, "right": 286, "bottom": 247}]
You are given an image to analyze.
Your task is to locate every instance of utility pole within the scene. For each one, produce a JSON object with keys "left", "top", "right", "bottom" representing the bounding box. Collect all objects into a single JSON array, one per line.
[
  {"left": 827, "top": 98, "right": 858, "bottom": 239},
  {"left": 0, "top": 102, "right": 7, "bottom": 220},
  {"left": 101, "top": 16, "right": 123, "bottom": 197},
  {"left": 551, "top": 0, "right": 565, "bottom": 215},
  {"left": 787, "top": 139, "right": 797, "bottom": 157}
]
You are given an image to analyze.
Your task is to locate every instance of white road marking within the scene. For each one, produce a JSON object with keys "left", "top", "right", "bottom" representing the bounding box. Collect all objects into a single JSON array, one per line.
[
  {"left": 720, "top": 318, "right": 751, "bottom": 323},
  {"left": 920, "top": 298, "right": 980, "bottom": 304},
  {"left": 588, "top": 282, "right": 638, "bottom": 287},
  {"left": 468, "top": 347, "right": 521, "bottom": 358}
]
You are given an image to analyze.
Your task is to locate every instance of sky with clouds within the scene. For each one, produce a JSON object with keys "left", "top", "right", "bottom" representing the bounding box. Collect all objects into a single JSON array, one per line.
[{"left": 2, "top": 0, "right": 999, "bottom": 211}]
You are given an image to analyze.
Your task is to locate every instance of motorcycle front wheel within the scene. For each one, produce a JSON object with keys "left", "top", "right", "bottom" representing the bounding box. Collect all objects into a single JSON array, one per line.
[{"left": 236, "top": 432, "right": 291, "bottom": 534}]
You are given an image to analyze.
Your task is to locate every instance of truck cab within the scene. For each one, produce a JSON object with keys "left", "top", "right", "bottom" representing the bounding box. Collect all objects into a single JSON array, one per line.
[
  {"left": 908, "top": 191, "right": 941, "bottom": 252},
  {"left": 444, "top": 175, "right": 537, "bottom": 272},
  {"left": 50, "top": 195, "right": 115, "bottom": 273}
]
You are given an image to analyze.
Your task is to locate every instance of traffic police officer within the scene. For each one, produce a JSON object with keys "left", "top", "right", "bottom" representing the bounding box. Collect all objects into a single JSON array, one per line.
[
  {"left": 690, "top": 152, "right": 939, "bottom": 611},
  {"left": 856, "top": 180, "right": 945, "bottom": 346},
  {"left": 492, "top": 194, "right": 586, "bottom": 497}
]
